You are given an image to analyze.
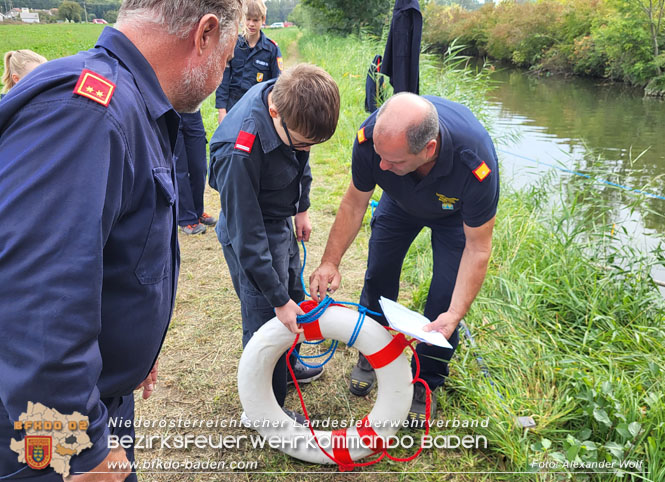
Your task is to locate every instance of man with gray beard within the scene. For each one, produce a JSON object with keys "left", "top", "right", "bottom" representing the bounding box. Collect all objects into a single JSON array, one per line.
[{"left": 0, "top": 1, "right": 241, "bottom": 480}]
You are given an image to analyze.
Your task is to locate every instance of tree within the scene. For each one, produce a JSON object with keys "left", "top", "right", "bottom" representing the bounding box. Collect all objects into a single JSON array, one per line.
[
  {"left": 628, "top": 0, "right": 665, "bottom": 74},
  {"left": 58, "top": 0, "right": 83, "bottom": 22},
  {"left": 301, "top": 0, "right": 393, "bottom": 35},
  {"left": 104, "top": 9, "right": 117, "bottom": 22},
  {"left": 265, "top": 0, "right": 299, "bottom": 24}
]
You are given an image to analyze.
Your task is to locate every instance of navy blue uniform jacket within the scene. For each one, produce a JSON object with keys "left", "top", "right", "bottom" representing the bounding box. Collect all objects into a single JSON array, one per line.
[
  {"left": 0, "top": 27, "right": 179, "bottom": 476},
  {"left": 209, "top": 81, "right": 311, "bottom": 308},
  {"left": 382, "top": 0, "right": 422, "bottom": 94},
  {"left": 215, "top": 32, "right": 282, "bottom": 110},
  {"left": 353, "top": 96, "right": 499, "bottom": 227}
]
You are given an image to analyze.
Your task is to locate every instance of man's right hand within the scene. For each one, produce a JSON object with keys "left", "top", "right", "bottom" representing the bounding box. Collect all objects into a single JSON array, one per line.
[
  {"left": 275, "top": 299, "right": 304, "bottom": 335},
  {"left": 309, "top": 261, "right": 342, "bottom": 302},
  {"left": 217, "top": 108, "right": 227, "bottom": 124},
  {"left": 65, "top": 447, "right": 130, "bottom": 482}
]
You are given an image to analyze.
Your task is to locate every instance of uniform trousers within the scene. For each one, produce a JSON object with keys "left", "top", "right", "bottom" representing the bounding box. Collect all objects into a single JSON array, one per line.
[
  {"left": 175, "top": 111, "right": 207, "bottom": 226},
  {"left": 359, "top": 193, "right": 465, "bottom": 390},
  {"left": 219, "top": 218, "right": 304, "bottom": 406}
]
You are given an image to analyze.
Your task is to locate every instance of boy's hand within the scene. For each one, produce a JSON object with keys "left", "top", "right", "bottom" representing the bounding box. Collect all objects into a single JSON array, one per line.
[
  {"left": 294, "top": 211, "right": 312, "bottom": 242},
  {"left": 275, "top": 300, "right": 305, "bottom": 335},
  {"left": 275, "top": 299, "right": 305, "bottom": 335}
]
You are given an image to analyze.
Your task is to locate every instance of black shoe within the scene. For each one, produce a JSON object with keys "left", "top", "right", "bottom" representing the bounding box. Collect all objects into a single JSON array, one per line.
[
  {"left": 349, "top": 353, "right": 375, "bottom": 396},
  {"left": 288, "top": 358, "right": 324, "bottom": 384},
  {"left": 283, "top": 408, "right": 308, "bottom": 425},
  {"left": 407, "top": 384, "right": 438, "bottom": 429}
]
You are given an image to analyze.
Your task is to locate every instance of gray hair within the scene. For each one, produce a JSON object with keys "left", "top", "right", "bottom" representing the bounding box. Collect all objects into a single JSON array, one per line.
[
  {"left": 117, "top": 0, "right": 243, "bottom": 39},
  {"left": 376, "top": 93, "right": 439, "bottom": 154}
]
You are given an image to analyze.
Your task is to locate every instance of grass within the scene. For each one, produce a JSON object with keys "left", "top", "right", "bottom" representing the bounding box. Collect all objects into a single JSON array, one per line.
[{"left": 2, "top": 24, "right": 664, "bottom": 481}]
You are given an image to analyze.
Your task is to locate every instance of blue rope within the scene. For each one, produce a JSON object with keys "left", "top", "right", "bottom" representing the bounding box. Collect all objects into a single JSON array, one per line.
[
  {"left": 499, "top": 148, "right": 665, "bottom": 201},
  {"left": 370, "top": 199, "right": 378, "bottom": 216},
  {"left": 292, "top": 241, "right": 384, "bottom": 367}
]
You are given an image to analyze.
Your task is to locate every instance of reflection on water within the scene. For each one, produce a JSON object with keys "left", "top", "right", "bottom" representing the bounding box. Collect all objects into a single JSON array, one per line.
[{"left": 485, "top": 65, "right": 665, "bottom": 284}]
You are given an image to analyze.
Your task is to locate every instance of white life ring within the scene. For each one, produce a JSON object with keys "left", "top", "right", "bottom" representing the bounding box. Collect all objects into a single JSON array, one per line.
[{"left": 237, "top": 305, "right": 413, "bottom": 464}]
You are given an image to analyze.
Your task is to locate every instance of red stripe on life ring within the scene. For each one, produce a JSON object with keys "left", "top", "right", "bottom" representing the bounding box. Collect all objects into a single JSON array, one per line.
[
  {"left": 302, "top": 320, "right": 323, "bottom": 340},
  {"left": 358, "top": 416, "right": 384, "bottom": 451},
  {"left": 332, "top": 429, "right": 354, "bottom": 464},
  {"left": 365, "top": 333, "right": 410, "bottom": 369}
]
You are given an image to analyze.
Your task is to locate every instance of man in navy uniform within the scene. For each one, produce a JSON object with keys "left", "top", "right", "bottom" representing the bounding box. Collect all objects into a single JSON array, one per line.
[
  {"left": 209, "top": 64, "right": 340, "bottom": 419},
  {"left": 309, "top": 93, "right": 499, "bottom": 426},
  {"left": 215, "top": 0, "right": 282, "bottom": 124},
  {"left": 0, "top": 0, "right": 241, "bottom": 479}
]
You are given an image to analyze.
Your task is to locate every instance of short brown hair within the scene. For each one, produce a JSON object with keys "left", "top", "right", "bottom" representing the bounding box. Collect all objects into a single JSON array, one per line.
[
  {"left": 272, "top": 64, "right": 340, "bottom": 143},
  {"left": 245, "top": 0, "right": 266, "bottom": 19}
]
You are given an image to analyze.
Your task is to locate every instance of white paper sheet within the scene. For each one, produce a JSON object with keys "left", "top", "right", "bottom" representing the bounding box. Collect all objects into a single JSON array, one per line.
[{"left": 378, "top": 297, "right": 453, "bottom": 349}]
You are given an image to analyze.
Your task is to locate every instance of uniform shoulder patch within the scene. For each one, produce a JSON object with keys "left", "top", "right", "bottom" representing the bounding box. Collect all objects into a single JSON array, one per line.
[
  {"left": 277, "top": 57, "right": 283, "bottom": 71},
  {"left": 357, "top": 127, "right": 368, "bottom": 144},
  {"left": 73, "top": 68, "right": 115, "bottom": 107},
  {"left": 472, "top": 161, "right": 491, "bottom": 182},
  {"left": 234, "top": 130, "right": 256, "bottom": 153}
]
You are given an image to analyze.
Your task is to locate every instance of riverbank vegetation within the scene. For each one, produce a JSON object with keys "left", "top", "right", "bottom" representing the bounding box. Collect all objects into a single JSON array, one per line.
[
  {"left": 2, "top": 24, "right": 664, "bottom": 480},
  {"left": 294, "top": 28, "right": 665, "bottom": 481},
  {"left": 423, "top": 0, "right": 665, "bottom": 93}
]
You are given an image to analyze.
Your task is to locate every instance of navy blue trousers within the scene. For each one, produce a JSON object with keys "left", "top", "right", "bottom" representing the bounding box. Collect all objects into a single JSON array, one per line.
[
  {"left": 359, "top": 193, "right": 465, "bottom": 390},
  {"left": 175, "top": 111, "right": 208, "bottom": 226},
  {"left": 218, "top": 218, "right": 304, "bottom": 407}
]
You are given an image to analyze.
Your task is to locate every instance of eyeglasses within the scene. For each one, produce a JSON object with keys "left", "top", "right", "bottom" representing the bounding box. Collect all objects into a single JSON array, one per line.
[{"left": 281, "top": 119, "right": 316, "bottom": 150}]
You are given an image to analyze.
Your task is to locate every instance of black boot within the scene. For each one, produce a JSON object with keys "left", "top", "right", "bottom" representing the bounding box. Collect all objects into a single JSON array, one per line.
[{"left": 349, "top": 352, "right": 376, "bottom": 396}]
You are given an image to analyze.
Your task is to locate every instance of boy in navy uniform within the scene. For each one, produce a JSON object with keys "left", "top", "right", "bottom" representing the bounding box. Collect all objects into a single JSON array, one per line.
[
  {"left": 310, "top": 93, "right": 499, "bottom": 427},
  {"left": 0, "top": 0, "right": 241, "bottom": 479},
  {"left": 209, "top": 64, "right": 339, "bottom": 418},
  {"left": 216, "top": 0, "right": 282, "bottom": 124}
]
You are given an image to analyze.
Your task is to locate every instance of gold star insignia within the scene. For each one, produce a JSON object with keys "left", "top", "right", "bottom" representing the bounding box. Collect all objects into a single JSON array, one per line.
[
  {"left": 96, "top": 90, "right": 104, "bottom": 97},
  {"left": 85, "top": 86, "right": 94, "bottom": 93}
]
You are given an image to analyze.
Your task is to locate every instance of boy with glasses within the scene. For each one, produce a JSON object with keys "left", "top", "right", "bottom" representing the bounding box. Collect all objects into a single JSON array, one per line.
[{"left": 209, "top": 64, "right": 339, "bottom": 420}]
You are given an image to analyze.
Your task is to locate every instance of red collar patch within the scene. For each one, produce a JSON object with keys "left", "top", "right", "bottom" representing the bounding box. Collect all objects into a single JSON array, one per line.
[
  {"left": 73, "top": 69, "right": 115, "bottom": 107},
  {"left": 234, "top": 130, "right": 256, "bottom": 153}
]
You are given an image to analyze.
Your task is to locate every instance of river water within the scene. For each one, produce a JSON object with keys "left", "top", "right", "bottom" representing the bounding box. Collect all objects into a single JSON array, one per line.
[{"left": 484, "top": 66, "right": 665, "bottom": 285}]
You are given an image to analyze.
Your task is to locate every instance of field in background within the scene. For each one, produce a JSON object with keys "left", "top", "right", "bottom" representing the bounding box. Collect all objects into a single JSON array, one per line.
[{"left": 1, "top": 24, "right": 663, "bottom": 481}]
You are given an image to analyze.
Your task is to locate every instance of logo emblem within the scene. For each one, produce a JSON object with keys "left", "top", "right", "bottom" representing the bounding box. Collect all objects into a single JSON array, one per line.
[
  {"left": 73, "top": 69, "right": 115, "bottom": 107},
  {"left": 357, "top": 127, "right": 367, "bottom": 144},
  {"left": 436, "top": 193, "right": 459, "bottom": 210},
  {"left": 234, "top": 130, "right": 256, "bottom": 153},
  {"left": 25, "top": 436, "right": 52, "bottom": 470},
  {"left": 256, "top": 72, "right": 264, "bottom": 82},
  {"left": 277, "top": 57, "right": 283, "bottom": 71},
  {"left": 472, "top": 161, "right": 491, "bottom": 182}
]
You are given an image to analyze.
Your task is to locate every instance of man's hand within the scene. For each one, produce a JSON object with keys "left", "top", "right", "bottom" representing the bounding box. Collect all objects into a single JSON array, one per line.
[
  {"left": 422, "top": 310, "right": 463, "bottom": 340},
  {"left": 309, "top": 261, "right": 341, "bottom": 302},
  {"left": 65, "top": 447, "right": 130, "bottom": 482},
  {"left": 217, "top": 108, "right": 227, "bottom": 124},
  {"left": 135, "top": 359, "right": 158, "bottom": 400},
  {"left": 294, "top": 211, "right": 312, "bottom": 242},
  {"left": 275, "top": 299, "right": 304, "bottom": 335}
]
